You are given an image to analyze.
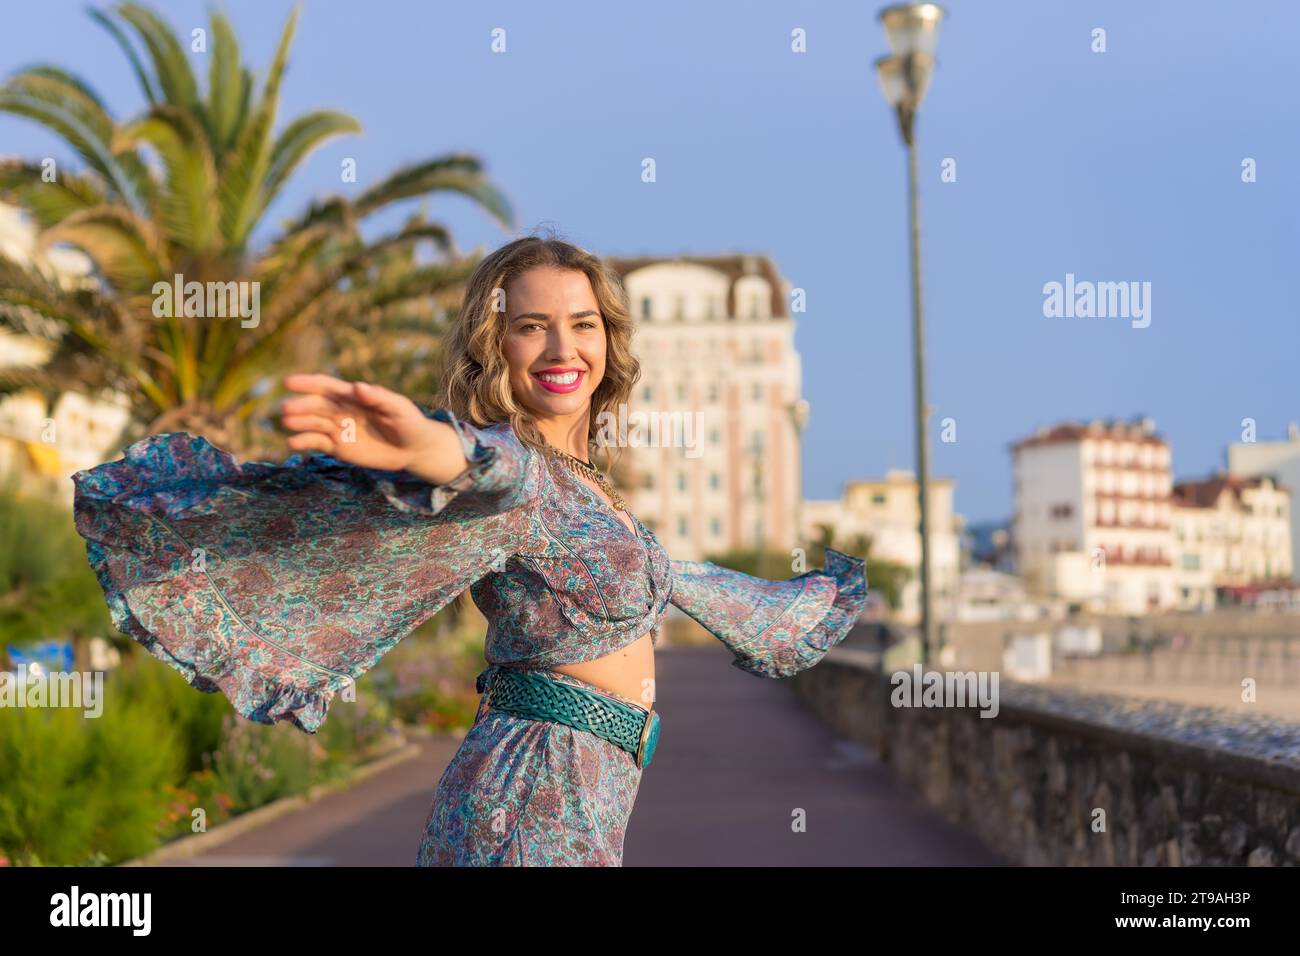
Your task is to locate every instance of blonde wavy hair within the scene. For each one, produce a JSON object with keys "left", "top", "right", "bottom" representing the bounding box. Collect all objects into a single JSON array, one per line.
[{"left": 439, "top": 233, "right": 640, "bottom": 470}]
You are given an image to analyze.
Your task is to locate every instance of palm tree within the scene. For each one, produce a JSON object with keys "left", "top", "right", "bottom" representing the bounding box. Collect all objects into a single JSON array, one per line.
[
  {"left": 0, "top": 2, "right": 512, "bottom": 455},
  {"left": 318, "top": 207, "right": 459, "bottom": 410}
]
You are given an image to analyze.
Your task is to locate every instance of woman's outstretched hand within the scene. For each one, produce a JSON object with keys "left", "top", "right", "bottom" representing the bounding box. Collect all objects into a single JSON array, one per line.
[{"left": 280, "top": 373, "right": 462, "bottom": 479}]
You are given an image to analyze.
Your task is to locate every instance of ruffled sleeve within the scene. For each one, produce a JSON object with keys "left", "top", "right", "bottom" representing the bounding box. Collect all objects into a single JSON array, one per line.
[
  {"left": 71, "top": 405, "right": 540, "bottom": 734},
  {"left": 667, "top": 548, "right": 868, "bottom": 678}
]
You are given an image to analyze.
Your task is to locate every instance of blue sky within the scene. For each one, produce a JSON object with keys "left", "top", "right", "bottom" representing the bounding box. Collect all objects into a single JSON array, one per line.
[{"left": 1, "top": 0, "right": 1296, "bottom": 522}]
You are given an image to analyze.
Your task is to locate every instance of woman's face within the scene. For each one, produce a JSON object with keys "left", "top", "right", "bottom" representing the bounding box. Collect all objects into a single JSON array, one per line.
[{"left": 502, "top": 266, "right": 607, "bottom": 422}]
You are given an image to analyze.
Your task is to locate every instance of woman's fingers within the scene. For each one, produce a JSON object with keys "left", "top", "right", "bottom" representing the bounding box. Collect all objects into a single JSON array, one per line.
[
  {"left": 282, "top": 413, "right": 342, "bottom": 437},
  {"left": 351, "top": 380, "right": 410, "bottom": 416},
  {"left": 284, "top": 372, "right": 356, "bottom": 399},
  {"left": 286, "top": 431, "right": 335, "bottom": 454},
  {"left": 279, "top": 393, "right": 345, "bottom": 418}
]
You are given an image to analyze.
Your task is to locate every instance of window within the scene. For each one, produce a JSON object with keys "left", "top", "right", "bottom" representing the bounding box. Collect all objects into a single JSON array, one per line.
[
  {"left": 677, "top": 473, "right": 687, "bottom": 492},
  {"left": 677, "top": 517, "right": 688, "bottom": 537},
  {"left": 1050, "top": 503, "right": 1073, "bottom": 520},
  {"left": 872, "top": 493, "right": 886, "bottom": 506},
  {"left": 710, "top": 430, "right": 720, "bottom": 445},
  {"left": 711, "top": 518, "right": 721, "bottom": 537},
  {"left": 674, "top": 295, "right": 685, "bottom": 320},
  {"left": 751, "top": 383, "right": 762, "bottom": 401},
  {"left": 707, "top": 383, "right": 719, "bottom": 403},
  {"left": 709, "top": 472, "right": 720, "bottom": 490},
  {"left": 641, "top": 297, "right": 652, "bottom": 320}
]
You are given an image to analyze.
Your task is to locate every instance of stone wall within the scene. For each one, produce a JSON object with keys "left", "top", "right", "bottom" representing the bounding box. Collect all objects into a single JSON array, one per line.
[
  {"left": 935, "top": 611, "right": 1300, "bottom": 675},
  {"left": 793, "top": 649, "right": 1300, "bottom": 866}
]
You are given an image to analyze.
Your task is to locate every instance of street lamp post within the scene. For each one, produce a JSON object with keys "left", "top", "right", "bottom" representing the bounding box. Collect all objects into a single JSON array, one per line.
[{"left": 875, "top": 3, "right": 945, "bottom": 668}]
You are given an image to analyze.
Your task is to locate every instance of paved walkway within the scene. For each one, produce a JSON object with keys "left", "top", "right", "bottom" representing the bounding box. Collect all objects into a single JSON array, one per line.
[{"left": 176, "top": 645, "right": 1004, "bottom": 866}]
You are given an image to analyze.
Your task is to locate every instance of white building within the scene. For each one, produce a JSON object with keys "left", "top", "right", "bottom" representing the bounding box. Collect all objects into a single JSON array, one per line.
[
  {"left": 0, "top": 201, "right": 132, "bottom": 504},
  {"left": 1172, "top": 473, "right": 1293, "bottom": 610},
  {"left": 1012, "top": 417, "right": 1177, "bottom": 615},
  {"left": 952, "top": 568, "right": 1051, "bottom": 623},
  {"left": 604, "top": 254, "right": 804, "bottom": 561},
  {"left": 1228, "top": 422, "right": 1300, "bottom": 579},
  {"left": 803, "top": 468, "right": 963, "bottom": 624}
]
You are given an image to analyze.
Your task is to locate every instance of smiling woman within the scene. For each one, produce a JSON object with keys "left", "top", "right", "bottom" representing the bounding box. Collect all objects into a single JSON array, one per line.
[{"left": 71, "top": 234, "right": 868, "bottom": 867}]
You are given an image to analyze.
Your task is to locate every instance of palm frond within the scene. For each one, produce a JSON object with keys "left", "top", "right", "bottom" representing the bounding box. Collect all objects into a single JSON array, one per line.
[
  {"left": 352, "top": 154, "right": 514, "bottom": 227},
  {"left": 0, "top": 72, "right": 138, "bottom": 205},
  {"left": 115, "top": 104, "right": 220, "bottom": 251},
  {"left": 206, "top": 10, "right": 243, "bottom": 156},
  {"left": 115, "top": 2, "right": 202, "bottom": 118},
  {"left": 262, "top": 109, "right": 361, "bottom": 206},
  {"left": 36, "top": 204, "right": 169, "bottom": 291},
  {"left": 217, "top": 4, "right": 299, "bottom": 249},
  {"left": 88, "top": 7, "right": 159, "bottom": 104},
  {"left": 0, "top": 159, "right": 108, "bottom": 230}
]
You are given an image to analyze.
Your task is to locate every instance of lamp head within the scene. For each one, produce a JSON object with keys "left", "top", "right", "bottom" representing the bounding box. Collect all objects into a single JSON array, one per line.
[{"left": 878, "top": 2, "right": 947, "bottom": 57}]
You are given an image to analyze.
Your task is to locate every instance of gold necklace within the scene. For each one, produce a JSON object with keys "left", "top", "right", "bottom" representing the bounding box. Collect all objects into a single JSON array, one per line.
[{"left": 545, "top": 445, "right": 627, "bottom": 512}]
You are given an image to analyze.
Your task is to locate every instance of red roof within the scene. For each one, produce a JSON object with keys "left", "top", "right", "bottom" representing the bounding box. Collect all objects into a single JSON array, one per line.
[
  {"left": 1010, "top": 419, "right": 1166, "bottom": 453},
  {"left": 1172, "top": 473, "right": 1288, "bottom": 508}
]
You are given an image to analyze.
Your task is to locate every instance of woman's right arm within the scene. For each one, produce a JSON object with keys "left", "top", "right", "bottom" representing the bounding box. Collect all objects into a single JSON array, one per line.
[
  {"left": 280, "top": 373, "right": 535, "bottom": 516},
  {"left": 281, "top": 373, "right": 471, "bottom": 483},
  {"left": 73, "top": 374, "right": 539, "bottom": 735}
]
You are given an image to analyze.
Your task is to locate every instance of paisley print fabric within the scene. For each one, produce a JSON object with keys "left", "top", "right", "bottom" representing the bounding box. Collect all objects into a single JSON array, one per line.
[
  {"left": 418, "top": 667, "right": 644, "bottom": 866},
  {"left": 72, "top": 403, "right": 868, "bottom": 865}
]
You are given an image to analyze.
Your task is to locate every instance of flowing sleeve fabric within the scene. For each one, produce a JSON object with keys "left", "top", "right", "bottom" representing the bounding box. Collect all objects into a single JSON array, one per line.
[
  {"left": 72, "top": 406, "right": 540, "bottom": 734},
  {"left": 667, "top": 548, "right": 868, "bottom": 678}
]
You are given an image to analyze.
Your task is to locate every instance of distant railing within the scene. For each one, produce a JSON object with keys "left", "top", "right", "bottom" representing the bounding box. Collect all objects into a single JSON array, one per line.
[{"left": 1053, "top": 634, "right": 1300, "bottom": 687}]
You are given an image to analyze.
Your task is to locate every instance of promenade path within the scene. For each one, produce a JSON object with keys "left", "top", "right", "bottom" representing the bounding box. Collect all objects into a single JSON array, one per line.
[{"left": 173, "top": 645, "right": 1004, "bottom": 866}]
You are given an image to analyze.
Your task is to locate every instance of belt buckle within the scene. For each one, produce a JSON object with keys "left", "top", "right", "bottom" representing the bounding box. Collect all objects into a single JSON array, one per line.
[
  {"left": 634, "top": 708, "right": 660, "bottom": 769},
  {"left": 474, "top": 668, "right": 499, "bottom": 723}
]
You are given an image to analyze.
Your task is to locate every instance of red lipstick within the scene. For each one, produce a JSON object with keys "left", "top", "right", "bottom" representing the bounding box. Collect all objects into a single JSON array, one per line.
[{"left": 531, "top": 367, "right": 585, "bottom": 394}]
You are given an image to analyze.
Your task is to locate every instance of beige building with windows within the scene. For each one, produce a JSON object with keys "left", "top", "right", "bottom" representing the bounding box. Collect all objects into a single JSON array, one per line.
[
  {"left": 603, "top": 254, "right": 805, "bottom": 561},
  {"left": 803, "top": 469, "right": 964, "bottom": 624},
  {"left": 1171, "top": 473, "right": 1293, "bottom": 610},
  {"left": 1228, "top": 422, "right": 1300, "bottom": 580},
  {"left": 1012, "top": 417, "right": 1177, "bottom": 614}
]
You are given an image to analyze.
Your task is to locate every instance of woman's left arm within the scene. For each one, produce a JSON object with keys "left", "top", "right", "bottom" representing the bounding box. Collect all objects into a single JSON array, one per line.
[{"left": 667, "top": 549, "right": 868, "bottom": 677}]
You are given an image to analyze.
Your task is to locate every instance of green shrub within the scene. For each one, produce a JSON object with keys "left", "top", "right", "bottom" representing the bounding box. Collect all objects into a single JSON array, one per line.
[
  {"left": 0, "top": 487, "right": 114, "bottom": 647},
  {"left": 110, "top": 653, "right": 230, "bottom": 774},
  {"left": 0, "top": 695, "right": 182, "bottom": 866}
]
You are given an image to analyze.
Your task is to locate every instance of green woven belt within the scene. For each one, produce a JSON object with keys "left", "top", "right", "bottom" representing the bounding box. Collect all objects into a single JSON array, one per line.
[{"left": 481, "top": 667, "right": 661, "bottom": 769}]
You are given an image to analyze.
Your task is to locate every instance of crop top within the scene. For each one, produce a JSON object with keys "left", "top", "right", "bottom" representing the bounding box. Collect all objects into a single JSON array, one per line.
[{"left": 72, "top": 405, "right": 869, "bottom": 734}]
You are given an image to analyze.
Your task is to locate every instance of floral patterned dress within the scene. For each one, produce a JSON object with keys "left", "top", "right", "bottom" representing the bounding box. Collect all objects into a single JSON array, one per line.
[{"left": 72, "top": 404, "right": 868, "bottom": 866}]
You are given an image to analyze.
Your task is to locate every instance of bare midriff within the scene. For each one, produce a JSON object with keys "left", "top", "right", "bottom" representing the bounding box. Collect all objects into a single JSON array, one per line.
[
  {"left": 549, "top": 629, "right": 656, "bottom": 711},
  {"left": 544, "top": 464, "right": 658, "bottom": 710}
]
